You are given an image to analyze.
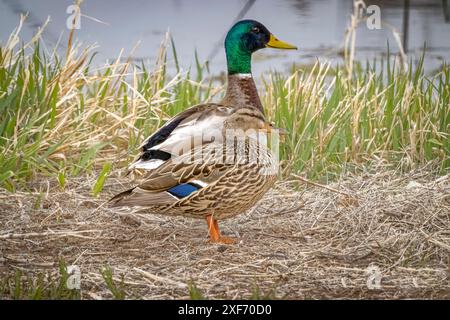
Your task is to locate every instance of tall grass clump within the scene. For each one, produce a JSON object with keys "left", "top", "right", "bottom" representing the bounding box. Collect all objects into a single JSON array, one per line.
[
  {"left": 264, "top": 59, "right": 449, "bottom": 178},
  {"left": 0, "top": 16, "right": 448, "bottom": 191},
  {"left": 0, "top": 17, "right": 214, "bottom": 191}
]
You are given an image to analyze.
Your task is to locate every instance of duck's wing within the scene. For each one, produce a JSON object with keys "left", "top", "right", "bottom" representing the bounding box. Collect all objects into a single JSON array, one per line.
[
  {"left": 128, "top": 103, "right": 235, "bottom": 172},
  {"left": 110, "top": 141, "right": 228, "bottom": 207},
  {"left": 109, "top": 103, "right": 235, "bottom": 207}
]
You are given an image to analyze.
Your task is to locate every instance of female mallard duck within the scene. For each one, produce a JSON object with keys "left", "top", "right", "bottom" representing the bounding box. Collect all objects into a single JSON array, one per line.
[{"left": 110, "top": 20, "right": 296, "bottom": 244}]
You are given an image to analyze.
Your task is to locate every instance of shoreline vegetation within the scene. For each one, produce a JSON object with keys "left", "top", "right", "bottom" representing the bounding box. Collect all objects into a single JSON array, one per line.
[{"left": 0, "top": 16, "right": 449, "bottom": 191}]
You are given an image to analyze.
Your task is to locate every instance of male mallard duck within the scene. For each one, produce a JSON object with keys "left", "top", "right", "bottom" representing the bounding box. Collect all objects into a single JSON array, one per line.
[{"left": 110, "top": 20, "right": 296, "bottom": 244}]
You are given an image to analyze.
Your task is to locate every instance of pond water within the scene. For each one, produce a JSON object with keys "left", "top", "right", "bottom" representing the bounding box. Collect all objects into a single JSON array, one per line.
[{"left": 1, "top": 0, "right": 449, "bottom": 75}]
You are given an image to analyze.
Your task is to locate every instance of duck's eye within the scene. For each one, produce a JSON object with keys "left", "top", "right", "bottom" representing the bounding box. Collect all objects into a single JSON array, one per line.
[{"left": 251, "top": 27, "right": 260, "bottom": 33}]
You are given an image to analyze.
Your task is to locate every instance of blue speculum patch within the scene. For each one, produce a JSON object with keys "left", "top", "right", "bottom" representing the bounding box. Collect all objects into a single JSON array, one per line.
[{"left": 167, "top": 183, "right": 200, "bottom": 198}]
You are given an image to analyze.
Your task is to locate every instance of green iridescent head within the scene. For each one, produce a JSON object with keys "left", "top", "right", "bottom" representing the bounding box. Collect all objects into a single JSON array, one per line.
[{"left": 224, "top": 20, "right": 297, "bottom": 75}]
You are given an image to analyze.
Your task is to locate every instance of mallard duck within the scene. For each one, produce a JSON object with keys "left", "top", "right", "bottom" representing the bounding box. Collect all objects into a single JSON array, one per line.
[{"left": 110, "top": 20, "right": 296, "bottom": 244}]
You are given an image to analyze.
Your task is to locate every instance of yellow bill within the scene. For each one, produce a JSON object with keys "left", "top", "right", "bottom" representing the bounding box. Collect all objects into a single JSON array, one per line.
[{"left": 266, "top": 34, "right": 297, "bottom": 50}]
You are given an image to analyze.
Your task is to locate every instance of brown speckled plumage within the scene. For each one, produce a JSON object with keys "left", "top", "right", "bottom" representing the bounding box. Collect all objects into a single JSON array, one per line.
[{"left": 111, "top": 104, "right": 278, "bottom": 220}]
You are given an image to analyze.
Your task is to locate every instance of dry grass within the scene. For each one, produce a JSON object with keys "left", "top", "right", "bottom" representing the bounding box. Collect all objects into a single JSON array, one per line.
[{"left": 1, "top": 163, "right": 448, "bottom": 299}]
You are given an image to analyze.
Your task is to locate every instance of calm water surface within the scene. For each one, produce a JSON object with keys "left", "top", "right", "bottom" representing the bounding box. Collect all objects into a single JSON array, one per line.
[{"left": 1, "top": 0, "right": 449, "bottom": 75}]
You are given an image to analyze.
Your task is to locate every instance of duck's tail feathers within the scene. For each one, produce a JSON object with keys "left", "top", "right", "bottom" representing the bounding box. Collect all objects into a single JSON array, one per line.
[
  {"left": 108, "top": 188, "right": 136, "bottom": 207},
  {"left": 109, "top": 187, "right": 176, "bottom": 208}
]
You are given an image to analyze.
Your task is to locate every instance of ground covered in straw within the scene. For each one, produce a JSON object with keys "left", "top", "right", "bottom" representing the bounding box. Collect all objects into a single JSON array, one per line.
[{"left": 0, "top": 166, "right": 449, "bottom": 299}]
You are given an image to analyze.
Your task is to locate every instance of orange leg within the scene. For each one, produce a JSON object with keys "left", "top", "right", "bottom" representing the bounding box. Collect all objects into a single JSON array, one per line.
[{"left": 205, "top": 215, "right": 237, "bottom": 244}]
